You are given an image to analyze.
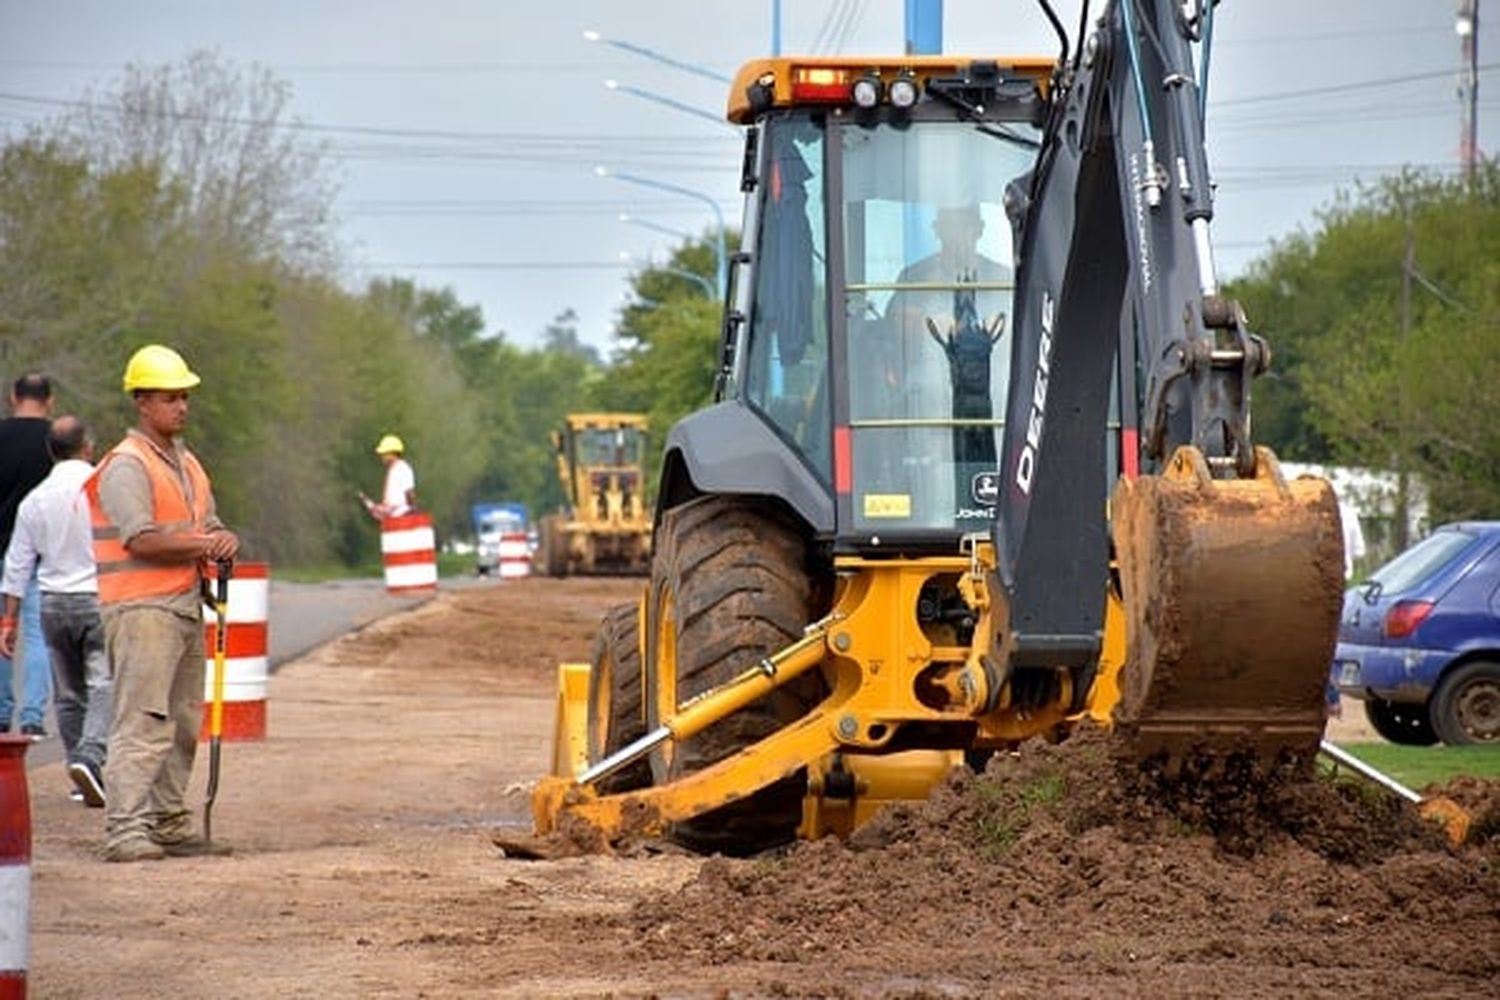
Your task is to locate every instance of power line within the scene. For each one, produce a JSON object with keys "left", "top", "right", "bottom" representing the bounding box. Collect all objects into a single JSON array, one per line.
[
  {"left": 1213, "top": 25, "right": 1451, "bottom": 47},
  {"left": 0, "top": 90, "right": 735, "bottom": 146},
  {"left": 0, "top": 58, "right": 649, "bottom": 75},
  {"left": 1216, "top": 62, "right": 1500, "bottom": 108},
  {"left": 0, "top": 58, "right": 1493, "bottom": 151},
  {"left": 364, "top": 261, "right": 632, "bottom": 270}
]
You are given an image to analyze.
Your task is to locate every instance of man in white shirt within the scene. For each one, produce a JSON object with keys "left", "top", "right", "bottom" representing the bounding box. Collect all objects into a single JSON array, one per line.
[
  {"left": 0, "top": 416, "right": 110, "bottom": 806},
  {"left": 360, "top": 434, "right": 417, "bottom": 520}
]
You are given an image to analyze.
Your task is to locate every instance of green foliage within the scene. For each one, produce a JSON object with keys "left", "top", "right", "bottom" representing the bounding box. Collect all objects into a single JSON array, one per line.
[
  {"left": 1329, "top": 743, "right": 1500, "bottom": 790},
  {"left": 592, "top": 243, "right": 725, "bottom": 491},
  {"left": 1228, "top": 163, "right": 1500, "bottom": 524},
  {"left": 969, "top": 770, "right": 1066, "bottom": 859},
  {"left": 0, "top": 51, "right": 732, "bottom": 571}
]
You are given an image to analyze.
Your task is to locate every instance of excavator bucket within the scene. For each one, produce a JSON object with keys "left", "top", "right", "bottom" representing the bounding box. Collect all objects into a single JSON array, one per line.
[{"left": 1111, "top": 446, "right": 1345, "bottom": 761}]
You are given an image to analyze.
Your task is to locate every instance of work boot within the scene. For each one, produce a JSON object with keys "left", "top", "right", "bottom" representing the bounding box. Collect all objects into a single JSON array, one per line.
[
  {"left": 151, "top": 835, "right": 233, "bottom": 858},
  {"left": 102, "top": 838, "right": 166, "bottom": 863}
]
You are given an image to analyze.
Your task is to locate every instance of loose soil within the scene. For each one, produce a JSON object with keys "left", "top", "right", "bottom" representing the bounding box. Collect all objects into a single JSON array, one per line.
[{"left": 28, "top": 578, "right": 1500, "bottom": 999}]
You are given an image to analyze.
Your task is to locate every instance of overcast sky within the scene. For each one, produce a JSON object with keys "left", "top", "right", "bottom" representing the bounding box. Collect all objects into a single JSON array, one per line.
[{"left": 1, "top": 1, "right": 1493, "bottom": 353}]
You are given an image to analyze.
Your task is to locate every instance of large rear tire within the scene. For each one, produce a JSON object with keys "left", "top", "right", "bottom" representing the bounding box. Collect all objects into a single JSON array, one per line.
[
  {"left": 1362, "top": 697, "right": 1439, "bottom": 746},
  {"left": 586, "top": 602, "right": 650, "bottom": 793},
  {"left": 538, "top": 514, "right": 568, "bottom": 577},
  {"left": 644, "top": 495, "right": 822, "bottom": 855}
]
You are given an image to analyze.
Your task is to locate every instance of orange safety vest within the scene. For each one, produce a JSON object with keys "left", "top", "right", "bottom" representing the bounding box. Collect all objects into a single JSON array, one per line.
[{"left": 84, "top": 434, "right": 213, "bottom": 605}]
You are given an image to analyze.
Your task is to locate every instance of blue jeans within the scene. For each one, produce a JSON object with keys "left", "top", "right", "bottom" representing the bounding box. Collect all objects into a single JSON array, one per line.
[{"left": 0, "top": 572, "right": 52, "bottom": 729}]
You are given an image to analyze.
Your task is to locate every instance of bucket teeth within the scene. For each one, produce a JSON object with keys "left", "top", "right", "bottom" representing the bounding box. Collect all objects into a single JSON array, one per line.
[{"left": 1110, "top": 447, "right": 1344, "bottom": 763}]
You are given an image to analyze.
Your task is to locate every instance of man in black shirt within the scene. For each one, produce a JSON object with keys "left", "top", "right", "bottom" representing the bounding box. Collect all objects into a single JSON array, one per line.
[{"left": 0, "top": 373, "right": 56, "bottom": 735}]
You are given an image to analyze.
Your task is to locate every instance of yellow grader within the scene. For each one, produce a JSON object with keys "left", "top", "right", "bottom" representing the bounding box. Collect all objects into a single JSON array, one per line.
[
  {"left": 535, "top": 412, "right": 652, "bottom": 577},
  {"left": 532, "top": 3, "right": 1362, "bottom": 854}
]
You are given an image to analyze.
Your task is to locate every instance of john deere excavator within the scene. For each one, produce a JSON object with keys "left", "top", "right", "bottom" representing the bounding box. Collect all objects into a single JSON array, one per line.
[{"left": 531, "top": 0, "right": 1350, "bottom": 854}]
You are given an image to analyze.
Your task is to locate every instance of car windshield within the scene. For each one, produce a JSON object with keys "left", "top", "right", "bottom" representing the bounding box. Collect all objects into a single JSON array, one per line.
[{"left": 1367, "top": 528, "right": 1477, "bottom": 594}]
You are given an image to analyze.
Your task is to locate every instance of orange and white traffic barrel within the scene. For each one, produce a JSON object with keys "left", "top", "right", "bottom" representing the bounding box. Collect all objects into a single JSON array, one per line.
[
  {"left": 0, "top": 736, "right": 31, "bottom": 1000},
  {"left": 497, "top": 530, "right": 532, "bottom": 580},
  {"left": 381, "top": 513, "right": 438, "bottom": 594},
  {"left": 200, "top": 562, "right": 270, "bottom": 742}
]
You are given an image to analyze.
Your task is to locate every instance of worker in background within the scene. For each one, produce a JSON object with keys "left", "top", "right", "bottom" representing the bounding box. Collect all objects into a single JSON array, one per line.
[
  {"left": 86, "top": 344, "right": 238, "bottom": 863},
  {"left": 1, "top": 416, "right": 111, "bottom": 807},
  {"left": 360, "top": 434, "right": 417, "bottom": 521},
  {"left": 0, "top": 373, "right": 57, "bottom": 737}
]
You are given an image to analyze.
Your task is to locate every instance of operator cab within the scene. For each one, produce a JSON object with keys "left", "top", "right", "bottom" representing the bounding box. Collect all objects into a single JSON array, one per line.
[{"left": 719, "top": 58, "right": 1052, "bottom": 554}]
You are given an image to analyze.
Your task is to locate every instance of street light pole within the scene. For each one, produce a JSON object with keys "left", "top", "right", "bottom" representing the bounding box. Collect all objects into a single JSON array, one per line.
[
  {"left": 1457, "top": 0, "right": 1481, "bottom": 186},
  {"left": 618, "top": 252, "right": 716, "bottom": 298},
  {"left": 603, "top": 80, "right": 726, "bottom": 127},
  {"left": 597, "top": 166, "right": 727, "bottom": 297},
  {"left": 620, "top": 214, "right": 718, "bottom": 292},
  {"left": 619, "top": 213, "right": 693, "bottom": 242},
  {"left": 583, "top": 30, "right": 731, "bottom": 83}
]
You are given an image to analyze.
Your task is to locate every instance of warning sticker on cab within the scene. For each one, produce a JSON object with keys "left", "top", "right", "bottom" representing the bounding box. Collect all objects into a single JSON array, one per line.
[{"left": 862, "top": 493, "right": 912, "bottom": 518}]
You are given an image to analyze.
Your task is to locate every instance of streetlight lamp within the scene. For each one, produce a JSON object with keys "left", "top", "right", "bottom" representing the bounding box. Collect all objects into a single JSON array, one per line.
[
  {"left": 596, "top": 165, "right": 727, "bottom": 297},
  {"left": 618, "top": 251, "right": 716, "bottom": 298},
  {"left": 603, "top": 79, "right": 726, "bottom": 127},
  {"left": 582, "top": 30, "right": 731, "bottom": 84}
]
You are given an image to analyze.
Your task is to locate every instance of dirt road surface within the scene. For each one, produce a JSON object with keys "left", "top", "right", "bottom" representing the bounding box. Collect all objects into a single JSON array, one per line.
[{"left": 28, "top": 578, "right": 1499, "bottom": 998}]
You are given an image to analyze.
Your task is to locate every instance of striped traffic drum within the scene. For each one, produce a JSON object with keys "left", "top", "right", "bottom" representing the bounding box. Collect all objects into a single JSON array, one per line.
[
  {"left": 0, "top": 736, "right": 31, "bottom": 999},
  {"left": 497, "top": 530, "right": 532, "bottom": 580},
  {"left": 200, "top": 562, "right": 270, "bottom": 742},
  {"left": 381, "top": 513, "right": 438, "bottom": 594}
]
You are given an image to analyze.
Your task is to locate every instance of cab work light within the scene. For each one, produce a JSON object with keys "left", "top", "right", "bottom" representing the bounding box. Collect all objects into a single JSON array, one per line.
[
  {"left": 889, "top": 74, "right": 919, "bottom": 109},
  {"left": 851, "top": 73, "right": 883, "bottom": 108}
]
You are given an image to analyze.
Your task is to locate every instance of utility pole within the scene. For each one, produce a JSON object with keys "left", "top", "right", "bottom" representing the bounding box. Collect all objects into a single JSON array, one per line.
[
  {"left": 905, "top": 0, "right": 942, "bottom": 55},
  {"left": 1457, "top": 0, "right": 1480, "bottom": 185},
  {"left": 1396, "top": 220, "right": 1415, "bottom": 553}
]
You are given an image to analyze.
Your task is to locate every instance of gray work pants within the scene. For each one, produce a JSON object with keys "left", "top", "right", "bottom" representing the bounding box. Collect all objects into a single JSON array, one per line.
[{"left": 39, "top": 591, "right": 112, "bottom": 769}]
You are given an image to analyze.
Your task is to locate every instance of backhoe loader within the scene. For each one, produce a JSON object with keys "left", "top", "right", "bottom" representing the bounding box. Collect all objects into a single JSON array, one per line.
[
  {"left": 535, "top": 413, "right": 652, "bottom": 577},
  {"left": 532, "top": 1, "right": 1350, "bottom": 854}
]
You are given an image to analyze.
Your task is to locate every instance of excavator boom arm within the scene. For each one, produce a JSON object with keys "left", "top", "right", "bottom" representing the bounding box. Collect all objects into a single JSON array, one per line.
[{"left": 992, "top": 0, "right": 1343, "bottom": 753}]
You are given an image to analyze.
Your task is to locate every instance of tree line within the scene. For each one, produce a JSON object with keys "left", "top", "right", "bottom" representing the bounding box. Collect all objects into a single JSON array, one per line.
[
  {"left": 3, "top": 53, "right": 1495, "bottom": 572},
  {"left": 1228, "top": 162, "right": 1500, "bottom": 549},
  {"left": 0, "top": 53, "right": 720, "bottom": 570}
]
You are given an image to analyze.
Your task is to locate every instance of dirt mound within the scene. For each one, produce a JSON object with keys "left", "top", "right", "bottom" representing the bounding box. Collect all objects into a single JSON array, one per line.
[{"left": 622, "top": 727, "right": 1499, "bottom": 996}]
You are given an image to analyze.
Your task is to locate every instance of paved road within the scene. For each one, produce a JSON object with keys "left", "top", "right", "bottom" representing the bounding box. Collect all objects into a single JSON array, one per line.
[{"left": 22, "top": 574, "right": 500, "bottom": 771}]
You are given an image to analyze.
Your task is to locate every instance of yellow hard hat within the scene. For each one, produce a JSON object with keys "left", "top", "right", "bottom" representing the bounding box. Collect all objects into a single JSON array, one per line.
[
  {"left": 375, "top": 434, "right": 405, "bottom": 455},
  {"left": 122, "top": 344, "right": 201, "bottom": 393}
]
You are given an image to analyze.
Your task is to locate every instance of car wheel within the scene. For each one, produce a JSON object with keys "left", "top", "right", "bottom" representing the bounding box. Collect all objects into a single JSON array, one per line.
[
  {"left": 1430, "top": 660, "right": 1500, "bottom": 746},
  {"left": 1362, "top": 697, "right": 1439, "bottom": 746}
]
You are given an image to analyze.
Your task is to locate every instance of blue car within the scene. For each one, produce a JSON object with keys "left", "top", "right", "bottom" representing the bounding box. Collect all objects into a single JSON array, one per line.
[{"left": 1332, "top": 521, "right": 1500, "bottom": 745}]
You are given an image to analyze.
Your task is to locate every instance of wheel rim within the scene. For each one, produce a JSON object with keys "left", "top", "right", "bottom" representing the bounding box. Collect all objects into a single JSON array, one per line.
[
  {"left": 654, "top": 586, "right": 678, "bottom": 771},
  {"left": 1455, "top": 676, "right": 1500, "bottom": 742}
]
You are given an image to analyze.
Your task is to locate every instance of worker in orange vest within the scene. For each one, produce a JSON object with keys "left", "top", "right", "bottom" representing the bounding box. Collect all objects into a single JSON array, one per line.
[{"left": 85, "top": 344, "right": 238, "bottom": 863}]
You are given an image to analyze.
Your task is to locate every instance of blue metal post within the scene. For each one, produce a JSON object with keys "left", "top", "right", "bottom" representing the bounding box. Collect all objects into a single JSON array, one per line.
[
  {"left": 904, "top": 0, "right": 942, "bottom": 55},
  {"left": 772, "top": 0, "right": 782, "bottom": 55}
]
